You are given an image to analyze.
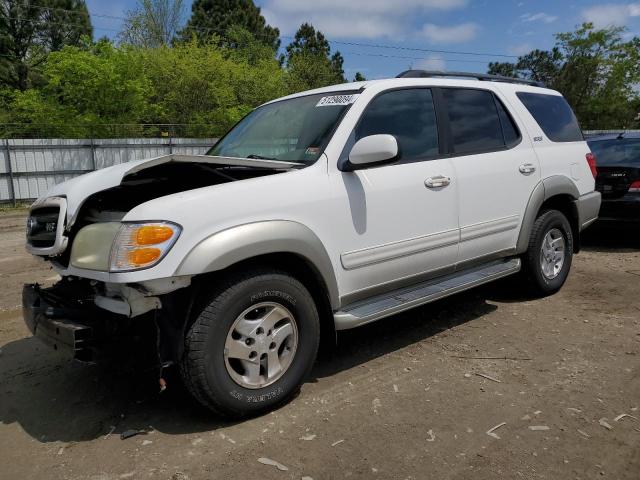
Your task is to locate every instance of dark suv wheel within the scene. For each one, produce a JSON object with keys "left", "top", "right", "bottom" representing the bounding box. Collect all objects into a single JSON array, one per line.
[
  {"left": 180, "top": 268, "right": 320, "bottom": 418},
  {"left": 522, "top": 209, "right": 574, "bottom": 296}
]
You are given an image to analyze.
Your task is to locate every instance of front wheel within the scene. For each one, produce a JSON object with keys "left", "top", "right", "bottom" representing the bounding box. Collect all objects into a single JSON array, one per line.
[
  {"left": 521, "top": 209, "right": 574, "bottom": 296},
  {"left": 180, "top": 269, "right": 320, "bottom": 418}
]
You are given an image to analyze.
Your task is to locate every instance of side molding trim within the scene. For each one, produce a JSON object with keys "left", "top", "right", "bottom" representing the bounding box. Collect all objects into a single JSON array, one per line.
[{"left": 175, "top": 221, "right": 340, "bottom": 309}]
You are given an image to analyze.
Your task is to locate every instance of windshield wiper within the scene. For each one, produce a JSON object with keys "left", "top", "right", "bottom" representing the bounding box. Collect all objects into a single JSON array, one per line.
[{"left": 247, "top": 154, "right": 277, "bottom": 160}]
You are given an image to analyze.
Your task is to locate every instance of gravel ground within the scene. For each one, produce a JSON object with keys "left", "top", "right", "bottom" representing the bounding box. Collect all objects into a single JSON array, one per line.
[{"left": 0, "top": 211, "right": 638, "bottom": 480}]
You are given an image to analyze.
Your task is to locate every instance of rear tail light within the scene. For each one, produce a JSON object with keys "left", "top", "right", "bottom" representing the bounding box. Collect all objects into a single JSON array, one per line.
[
  {"left": 586, "top": 152, "right": 597, "bottom": 178},
  {"left": 629, "top": 180, "right": 640, "bottom": 193}
]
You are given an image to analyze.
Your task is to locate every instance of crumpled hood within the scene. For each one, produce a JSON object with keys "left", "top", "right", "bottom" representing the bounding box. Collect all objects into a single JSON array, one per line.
[{"left": 35, "top": 154, "right": 299, "bottom": 227}]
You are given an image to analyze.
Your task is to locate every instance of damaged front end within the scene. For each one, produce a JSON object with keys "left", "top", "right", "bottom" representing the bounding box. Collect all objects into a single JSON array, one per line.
[
  {"left": 22, "top": 154, "right": 298, "bottom": 368},
  {"left": 22, "top": 277, "right": 193, "bottom": 368}
]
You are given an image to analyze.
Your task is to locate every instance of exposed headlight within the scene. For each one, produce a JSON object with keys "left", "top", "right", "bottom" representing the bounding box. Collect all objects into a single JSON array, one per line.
[{"left": 109, "top": 222, "right": 181, "bottom": 272}]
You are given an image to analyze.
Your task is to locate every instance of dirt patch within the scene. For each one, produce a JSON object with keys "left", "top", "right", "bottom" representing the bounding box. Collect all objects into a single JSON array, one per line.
[{"left": 0, "top": 214, "right": 638, "bottom": 479}]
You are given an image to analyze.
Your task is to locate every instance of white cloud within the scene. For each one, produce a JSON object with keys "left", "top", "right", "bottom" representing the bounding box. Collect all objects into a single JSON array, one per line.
[
  {"left": 520, "top": 12, "right": 558, "bottom": 24},
  {"left": 261, "top": 0, "right": 470, "bottom": 39},
  {"left": 582, "top": 3, "right": 640, "bottom": 28},
  {"left": 414, "top": 55, "right": 447, "bottom": 71},
  {"left": 421, "top": 23, "right": 479, "bottom": 43}
]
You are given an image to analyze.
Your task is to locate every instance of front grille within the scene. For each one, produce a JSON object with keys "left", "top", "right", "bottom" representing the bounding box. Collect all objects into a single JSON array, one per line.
[{"left": 27, "top": 207, "right": 60, "bottom": 248}]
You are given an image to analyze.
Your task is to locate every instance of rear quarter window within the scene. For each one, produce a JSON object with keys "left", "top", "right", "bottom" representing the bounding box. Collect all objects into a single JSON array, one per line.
[{"left": 516, "top": 92, "right": 583, "bottom": 143}]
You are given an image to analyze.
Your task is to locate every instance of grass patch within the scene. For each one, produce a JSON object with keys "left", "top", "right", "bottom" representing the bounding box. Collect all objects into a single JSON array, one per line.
[{"left": 0, "top": 202, "right": 31, "bottom": 214}]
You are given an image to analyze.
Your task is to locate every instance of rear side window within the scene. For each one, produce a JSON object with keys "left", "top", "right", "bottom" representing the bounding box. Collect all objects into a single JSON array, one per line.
[
  {"left": 516, "top": 92, "right": 583, "bottom": 142},
  {"left": 441, "top": 88, "right": 509, "bottom": 154},
  {"left": 356, "top": 88, "right": 439, "bottom": 161}
]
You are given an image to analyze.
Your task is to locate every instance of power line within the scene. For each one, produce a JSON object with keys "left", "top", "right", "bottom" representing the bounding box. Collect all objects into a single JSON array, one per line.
[
  {"left": 328, "top": 40, "right": 517, "bottom": 58},
  {"left": 0, "top": 47, "right": 499, "bottom": 67},
  {"left": 19, "top": 3, "right": 520, "bottom": 59},
  {"left": 3, "top": 14, "right": 119, "bottom": 32},
  {"left": 344, "top": 51, "right": 498, "bottom": 64},
  {"left": 1, "top": 16, "right": 512, "bottom": 68}
]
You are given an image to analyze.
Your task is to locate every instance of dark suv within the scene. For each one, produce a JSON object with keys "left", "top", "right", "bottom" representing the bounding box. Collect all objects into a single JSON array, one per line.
[{"left": 587, "top": 133, "right": 640, "bottom": 224}]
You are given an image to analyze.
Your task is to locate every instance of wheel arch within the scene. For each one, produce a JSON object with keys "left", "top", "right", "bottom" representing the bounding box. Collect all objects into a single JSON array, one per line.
[
  {"left": 174, "top": 220, "right": 339, "bottom": 347},
  {"left": 516, "top": 176, "right": 581, "bottom": 254}
]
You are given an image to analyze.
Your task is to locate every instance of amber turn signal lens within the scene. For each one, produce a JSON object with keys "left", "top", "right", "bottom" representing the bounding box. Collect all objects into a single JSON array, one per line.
[
  {"left": 127, "top": 247, "right": 161, "bottom": 266},
  {"left": 135, "top": 225, "right": 174, "bottom": 245}
]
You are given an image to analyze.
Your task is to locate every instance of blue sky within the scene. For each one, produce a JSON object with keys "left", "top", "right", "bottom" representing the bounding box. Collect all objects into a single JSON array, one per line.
[{"left": 86, "top": 0, "right": 640, "bottom": 80}]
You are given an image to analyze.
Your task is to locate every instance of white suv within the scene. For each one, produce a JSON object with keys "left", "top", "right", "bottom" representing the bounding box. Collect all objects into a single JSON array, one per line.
[{"left": 23, "top": 71, "right": 601, "bottom": 417}]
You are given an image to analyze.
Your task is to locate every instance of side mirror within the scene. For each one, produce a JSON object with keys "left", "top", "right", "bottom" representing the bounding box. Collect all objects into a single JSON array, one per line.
[{"left": 345, "top": 134, "right": 398, "bottom": 171}]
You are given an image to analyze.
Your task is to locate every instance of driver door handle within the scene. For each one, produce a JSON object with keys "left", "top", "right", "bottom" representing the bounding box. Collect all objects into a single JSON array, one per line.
[{"left": 425, "top": 175, "right": 451, "bottom": 189}]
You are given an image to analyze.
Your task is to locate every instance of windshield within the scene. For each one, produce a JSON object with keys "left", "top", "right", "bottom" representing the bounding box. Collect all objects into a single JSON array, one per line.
[
  {"left": 207, "top": 91, "right": 359, "bottom": 164},
  {"left": 588, "top": 138, "right": 640, "bottom": 167}
]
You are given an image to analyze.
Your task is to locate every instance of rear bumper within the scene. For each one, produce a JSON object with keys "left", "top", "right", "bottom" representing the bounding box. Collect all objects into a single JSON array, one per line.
[
  {"left": 23, "top": 284, "right": 94, "bottom": 361},
  {"left": 597, "top": 194, "right": 640, "bottom": 222},
  {"left": 573, "top": 191, "right": 601, "bottom": 230}
]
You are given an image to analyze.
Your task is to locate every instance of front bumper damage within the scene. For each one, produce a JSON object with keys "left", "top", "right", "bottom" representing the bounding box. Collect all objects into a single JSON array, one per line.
[
  {"left": 22, "top": 278, "right": 191, "bottom": 367},
  {"left": 23, "top": 283, "right": 96, "bottom": 361}
]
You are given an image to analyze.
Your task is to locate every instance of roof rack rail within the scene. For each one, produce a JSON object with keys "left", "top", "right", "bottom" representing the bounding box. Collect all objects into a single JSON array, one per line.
[{"left": 396, "top": 70, "right": 545, "bottom": 87}]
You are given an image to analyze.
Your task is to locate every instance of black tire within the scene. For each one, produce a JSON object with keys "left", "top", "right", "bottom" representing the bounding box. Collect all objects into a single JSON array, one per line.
[
  {"left": 521, "top": 209, "right": 574, "bottom": 296},
  {"left": 180, "top": 268, "right": 320, "bottom": 418}
]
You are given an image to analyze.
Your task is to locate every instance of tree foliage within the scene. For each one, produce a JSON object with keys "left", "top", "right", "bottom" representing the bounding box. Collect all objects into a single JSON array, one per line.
[
  {"left": 7, "top": 40, "right": 153, "bottom": 136},
  {"left": 353, "top": 71, "right": 366, "bottom": 82},
  {"left": 4, "top": 33, "right": 291, "bottom": 137},
  {"left": 283, "top": 23, "right": 346, "bottom": 91},
  {"left": 489, "top": 23, "right": 640, "bottom": 128},
  {"left": 179, "top": 0, "right": 279, "bottom": 51},
  {"left": 119, "top": 0, "right": 185, "bottom": 48},
  {"left": 0, "top": 0, "right": 92, "bottom": 90},
  {"left": 143, "top": 38, "right": 287, "bottom": 135}
]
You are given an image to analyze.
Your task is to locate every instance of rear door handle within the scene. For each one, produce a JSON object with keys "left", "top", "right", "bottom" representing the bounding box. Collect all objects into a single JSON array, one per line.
[
  {"left": 519, "top": 163, "right": 536, "bottom": 174},
  {"left": 425, "top": 175, "right": 451, "bottom": 188}
]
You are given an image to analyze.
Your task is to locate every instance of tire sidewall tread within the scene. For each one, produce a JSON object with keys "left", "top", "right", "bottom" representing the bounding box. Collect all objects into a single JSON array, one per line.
[
  {"left": 180, "top": 268, "right": 319, "bottom": 418},
  {"left": 523, "top": 209, "right": 574, "bottom": 296}
]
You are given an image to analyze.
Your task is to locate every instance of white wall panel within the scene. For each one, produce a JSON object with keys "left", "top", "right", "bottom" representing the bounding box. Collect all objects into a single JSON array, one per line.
[{"left": 1, "top": 138, "right": 217, "bottom": 201}]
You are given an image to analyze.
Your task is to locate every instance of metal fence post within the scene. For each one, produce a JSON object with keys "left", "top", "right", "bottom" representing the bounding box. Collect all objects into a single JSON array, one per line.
[
  {"left": 4, "top": 139, "right": 16, "bottom": 206},
  {"left": 89, "top": 138, "right": 97, "bottom": 171},
  {"left": 168, "top": 136, "right": 173, "bottom": 155}
]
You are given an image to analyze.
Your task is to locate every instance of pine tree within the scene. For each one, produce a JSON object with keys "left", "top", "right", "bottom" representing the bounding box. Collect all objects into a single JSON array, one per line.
[
  {"left": 179, "top": 0, "right": 279, "bottom": 51},
  {"left": 0, "top": 0, "right": 92, "bottom": 90},
  {"left": 284, "top": 23, "right": 346, "bottom": 90}
]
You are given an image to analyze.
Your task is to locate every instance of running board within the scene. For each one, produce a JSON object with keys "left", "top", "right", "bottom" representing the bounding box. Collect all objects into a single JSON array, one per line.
[{"left": 334, "top": 258, "right": 521, "bottom": 330}]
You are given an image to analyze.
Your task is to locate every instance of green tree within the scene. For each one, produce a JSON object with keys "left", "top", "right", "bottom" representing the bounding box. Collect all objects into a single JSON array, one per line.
[
  {"left": 486, "top": 62, "right": 519, "bottom": 78},
  {"left": 0, "top": 0, "right": 92, "bottom": 90},
  {"left": 40, "top": 0, "right": 92, "bottom": 51},
  {"left": 353, "top": 71, "right": 366, "bottom": 82},
  {"left": 488, "top": 23, "right": 640, "bottom": 129},
  {"left": 284, "top": 23, "right": 346, "bottom": 91},
  {"left": 143, "top": 39, "right": 286, "bottom": 136},
  {"left": 7, "top": 40, "right": 154, "bottom": 136},
  {"left": 119, "top": 0, "right": 185, "bottom": 48},
  {"left": 179, "top": 0, "right": 279, "bottom": 50},
  {"left": 285, "top": 23, "right": 331, "bottom": 58},
  {"left": 4, "top": 36, "right": 290, "bottom": 137}
]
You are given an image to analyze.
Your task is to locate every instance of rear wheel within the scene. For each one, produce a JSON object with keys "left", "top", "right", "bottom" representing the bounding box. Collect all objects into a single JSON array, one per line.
[
  {"left": 180, "top": 269, "right": 320, "bottom": 418},
  {"left": 521, "top": 209, "right": 573, "bottom": 296}
]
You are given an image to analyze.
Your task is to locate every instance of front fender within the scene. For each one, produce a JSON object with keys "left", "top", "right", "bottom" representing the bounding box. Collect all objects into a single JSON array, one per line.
[{"left": 174, "top": 220, "right": 340, "bottom": 309}]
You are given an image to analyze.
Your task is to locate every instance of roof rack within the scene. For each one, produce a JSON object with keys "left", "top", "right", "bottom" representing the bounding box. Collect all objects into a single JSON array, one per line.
[{"left": 396, "top": 70, "right": 544, "bottom": 87}]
